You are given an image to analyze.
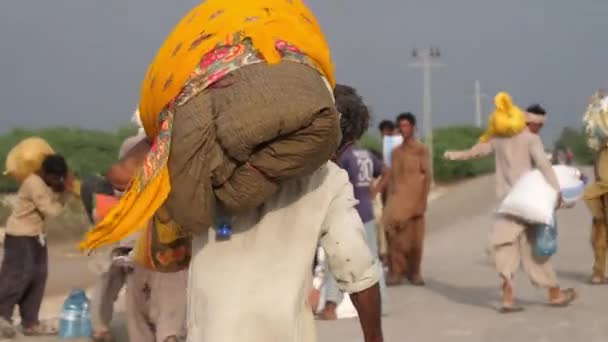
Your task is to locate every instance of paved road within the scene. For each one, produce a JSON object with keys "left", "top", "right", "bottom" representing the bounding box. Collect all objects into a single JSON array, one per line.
[
  {"left": 317, "top": 173, "right": 607, "bottom": 342},
  {"left": 20, "top": 173, "right": 608, "bottom": 341}
]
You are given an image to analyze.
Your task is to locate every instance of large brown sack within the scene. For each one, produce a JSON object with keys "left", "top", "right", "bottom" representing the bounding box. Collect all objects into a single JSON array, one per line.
[
  {"left": 4, "top": 137, "right": 55, "bottom": 182},
  {"left": 166, "top": 61, "right": 340, "bottom": 234}
]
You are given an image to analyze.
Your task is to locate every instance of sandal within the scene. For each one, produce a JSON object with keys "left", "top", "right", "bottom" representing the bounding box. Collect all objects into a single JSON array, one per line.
[
  {"left": 498, "top": 305, "right": 524, "bottom": 314},
  {"left": 549, "top": 288, "right": 577, "bottom": 307},
  {"left": 22, "top": 321, "right": 58, "bottom": 336},
  {"left": 93, "top": 331, "right": 114, "bottom": 342},
  {"left": 589, "top": 276, "right": 608, "bottom": 285}
]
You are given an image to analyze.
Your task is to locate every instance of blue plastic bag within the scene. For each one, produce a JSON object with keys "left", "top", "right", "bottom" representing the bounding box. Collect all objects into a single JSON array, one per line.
[{"left": 535, "top": 215, "right": 557, "bottom": 257}]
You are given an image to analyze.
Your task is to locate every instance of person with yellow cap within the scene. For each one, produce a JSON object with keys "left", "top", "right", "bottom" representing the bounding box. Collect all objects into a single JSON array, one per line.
[{"left": 445, "top": 99, "right": 576, "bottom": 312}]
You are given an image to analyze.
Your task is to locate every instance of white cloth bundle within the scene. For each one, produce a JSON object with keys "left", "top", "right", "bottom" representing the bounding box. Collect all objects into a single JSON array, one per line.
[
  {"left": 382, "top": 135, "right": 403, "bottom": 167},
  {"left": 583, "top": 92, "right": 608, "bottom": 150},
  {"left": 498, "top": 166, "right": 584, "bottom": 224}
]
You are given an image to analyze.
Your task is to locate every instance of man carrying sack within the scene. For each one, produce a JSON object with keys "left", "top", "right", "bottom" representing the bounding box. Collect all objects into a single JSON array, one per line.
[{"left": 445, "top": 100, "right": 577, "bottom": 312}]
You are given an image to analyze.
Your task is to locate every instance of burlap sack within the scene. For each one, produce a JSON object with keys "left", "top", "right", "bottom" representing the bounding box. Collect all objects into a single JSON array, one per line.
[{"left": 167, "top": 61, "right": 340, "bottom": 233}]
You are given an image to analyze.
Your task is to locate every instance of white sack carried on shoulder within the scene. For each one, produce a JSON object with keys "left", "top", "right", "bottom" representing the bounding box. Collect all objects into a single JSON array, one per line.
[{"left": 498, "top": 165, "right": 584, "bottom": 225}]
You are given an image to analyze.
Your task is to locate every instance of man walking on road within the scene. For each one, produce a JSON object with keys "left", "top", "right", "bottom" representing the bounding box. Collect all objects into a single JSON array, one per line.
[
  {"left": 318, "top": 84, "right": 389, "bottom": 320},
  {"left": 383, "top": 113, "right": 431, "bottom": 287},
  {"left": 445, "top": 104, "right": 577, "bottom": 312}
]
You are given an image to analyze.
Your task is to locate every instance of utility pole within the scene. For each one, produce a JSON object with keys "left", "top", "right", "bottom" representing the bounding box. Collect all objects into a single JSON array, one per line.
[
  {"left": 474, "top": 80, "right": 482, "bottom": 128},
  {"left": 410, "top": 47, "right": 443, "bottom": 183}
]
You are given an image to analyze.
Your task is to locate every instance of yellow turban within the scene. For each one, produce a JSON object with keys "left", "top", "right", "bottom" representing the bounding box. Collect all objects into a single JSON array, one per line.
[{"left": 479, "top": 92, "right": 526, "bottom": 143}]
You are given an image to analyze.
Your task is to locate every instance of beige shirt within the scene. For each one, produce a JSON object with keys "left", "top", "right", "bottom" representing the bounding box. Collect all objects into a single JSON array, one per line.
[
  {"left": 187, "top": 162, "right": 380, "bottom": 342},
  {"left": 6, "top": 174, "right": 67, "bottom": 237},
  {"left": 448, "top": 128, "right": 559, "bottom": 202},
  {"left": 384, "top": 140, "right": 431, "bottom": 227}
]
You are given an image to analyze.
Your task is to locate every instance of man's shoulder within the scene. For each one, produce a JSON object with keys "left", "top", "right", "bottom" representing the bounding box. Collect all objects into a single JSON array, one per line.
[
  {"left": 514, "top": 128, "right": 536, "bottom": 139},
  {"left": 21, "top": 173, "right": 46, "bottom": 190},
  {"left": 352, "top": 147, "right": 373, "bottom": 159},
  {"left": 273, "top": 162, "right": 352, "bottom": 212},
  {"left": 285, "top": 162, "right": 350, "bottom": 193},
  {"left": 410, "top": 140, "right": 429, "bottom": 154},
  {"left": 18, "top": 173, "right": 50, "bottom": 197}
]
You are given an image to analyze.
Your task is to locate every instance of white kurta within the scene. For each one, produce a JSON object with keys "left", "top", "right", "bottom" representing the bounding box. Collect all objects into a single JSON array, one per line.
[{"left": 187, "top": 162, "right": 380, "bottom": 342}]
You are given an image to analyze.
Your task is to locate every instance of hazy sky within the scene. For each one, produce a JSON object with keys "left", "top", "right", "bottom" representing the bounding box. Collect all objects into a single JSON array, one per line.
[{"left": 1, "top": 0, "right": 607, "bottom": 142}]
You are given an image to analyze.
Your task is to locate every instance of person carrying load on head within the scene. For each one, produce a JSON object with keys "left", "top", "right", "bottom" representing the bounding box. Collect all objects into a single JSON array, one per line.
[
  {"left": 78, "top": 1, "right": 385, "bottom": 341},
  {"left": 79, "top": 0, "right": 341, "bottom": 253},
  {"left": 444, "top": 93, "right": 576, "bottom": 313},
  {"left": 0, "top": 153, "right": 75, "bottom": 338},
  {"left": 582, "top": 90, "right": 608, "bottom": 285}
]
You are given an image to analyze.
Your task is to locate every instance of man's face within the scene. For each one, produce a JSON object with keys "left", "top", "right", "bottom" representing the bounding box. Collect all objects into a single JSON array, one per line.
[
  {"left": 42, "top": 173, "right": 66, "bottom": 193},
  {"left": 380, "top": 128, "right": 394, "bottom": 137},
  {"left": 398, "top": 120, "right": 414, "bottom": 139},
  {"left": 527, "top": 122, "right": 543, "bottom": 135}
]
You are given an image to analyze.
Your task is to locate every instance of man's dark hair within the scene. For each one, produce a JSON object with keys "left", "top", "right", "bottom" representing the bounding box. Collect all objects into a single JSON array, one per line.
[
  {"left": 396, "top": 112, "right": 417, "bottom": 126},
  {"left": 41, "top": 154, "right": 68, "bottom": 177},
  {"left": 378, "top": 120, "right": 395, "bottom": 132},
  {"left": 526, "top": 104, "right": 546, "bottom": 116},
  {"left": 334, "top": 84, "right": 370, "bottom": 145}
]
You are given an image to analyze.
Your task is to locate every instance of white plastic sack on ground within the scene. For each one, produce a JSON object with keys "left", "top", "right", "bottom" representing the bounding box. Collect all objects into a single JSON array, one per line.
[{"left": 498, "top": 165, "right": 584, "bottom": 225}]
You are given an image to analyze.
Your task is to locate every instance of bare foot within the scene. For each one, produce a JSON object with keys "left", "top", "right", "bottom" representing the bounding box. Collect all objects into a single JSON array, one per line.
[
  {"left": 386, "top": 274, "right": 404, "bottom": 287},
  {"left": 549, "top": 288, "right": 577, "bottom": 307},
  {"left": 316, "top": 302, "right": 338, "bottom": 321},
  {"left": 589, "top": 275, "right": 607, "bottom": 285},
  {"left": 408, "top": 274, "right": 426, "bottom": 286},
  {"left": 498, "top": 305, "right": 524, "bottom": 314}
]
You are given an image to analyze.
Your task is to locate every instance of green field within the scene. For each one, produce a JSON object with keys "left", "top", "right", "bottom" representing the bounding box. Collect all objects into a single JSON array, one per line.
[{"left": 0, "top": 124, "right": 589, "bottom": 242}]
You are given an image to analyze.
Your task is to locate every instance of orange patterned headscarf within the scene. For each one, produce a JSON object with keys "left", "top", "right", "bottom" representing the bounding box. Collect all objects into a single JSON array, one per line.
[
  {"left": 140, "top": 0, "right": 334, "bottom": 138},
  {"left": 79, "top": 0, "right": 334, "bottom": 251}
]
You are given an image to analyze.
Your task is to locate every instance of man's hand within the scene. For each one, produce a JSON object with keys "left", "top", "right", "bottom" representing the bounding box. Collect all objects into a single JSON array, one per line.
[
  {"left": 308, "top": 289, "right": 321, "bottom": 313},
  {"left": 443, "top": 151, "right": 456, "bottom": 160},
  {"left": 379, "top": 254, "right": 388, "bottom": 266},
  {"left": 555, "top": 195, "right": 563, "bottom": 210},
  {"left": 64, "top": 171, "right": 76, "bottom": 191},
  {"left": 350, "top": 283, "right": 383, "bottom": 342},
  {"left": 370, "top": 187, "right": 380, "bottom": 201}
]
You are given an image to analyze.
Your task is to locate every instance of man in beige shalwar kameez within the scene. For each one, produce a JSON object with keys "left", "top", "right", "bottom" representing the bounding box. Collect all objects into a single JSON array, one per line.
[
  {"left": 445, "top": 104, "right": 577, "bottom": 312},
  {"left": 383, "top": 113, "right": 431, "bottom": 287}
]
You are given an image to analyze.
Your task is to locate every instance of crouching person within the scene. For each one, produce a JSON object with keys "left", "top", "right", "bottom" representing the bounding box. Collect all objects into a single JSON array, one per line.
[{"left": 105, "top": 135, "right": 189, "bottom": 342}]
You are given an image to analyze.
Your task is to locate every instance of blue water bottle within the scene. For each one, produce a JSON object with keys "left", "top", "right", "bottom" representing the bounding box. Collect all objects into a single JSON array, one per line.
[
  {"left": 59, "top": 289, "right": 93, "bottom": 339},
  {"left": 215, "top": 209, "right": 233, "bottom": 240}
]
